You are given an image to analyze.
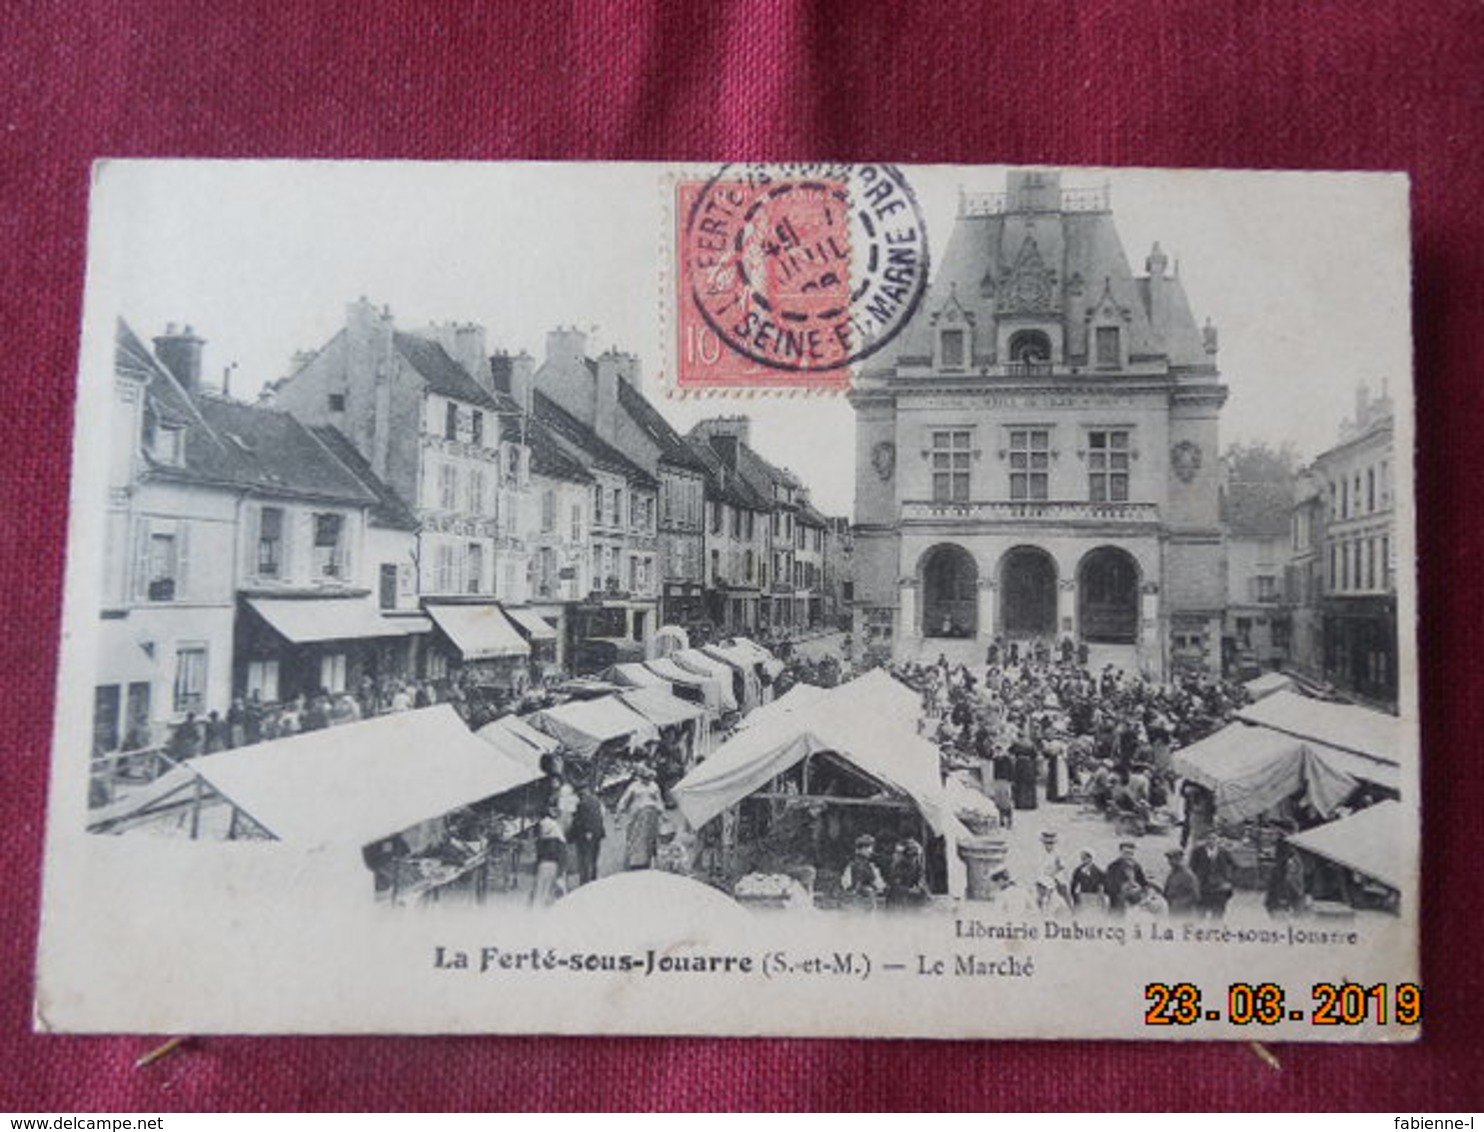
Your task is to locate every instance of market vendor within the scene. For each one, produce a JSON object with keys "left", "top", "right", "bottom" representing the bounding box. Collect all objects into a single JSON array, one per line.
[
  {"left": 885, "top": 838, "right": 929, "bottom": 910},
  {"left": 840, "top": 834, "right": 886, "bottom": 905}
]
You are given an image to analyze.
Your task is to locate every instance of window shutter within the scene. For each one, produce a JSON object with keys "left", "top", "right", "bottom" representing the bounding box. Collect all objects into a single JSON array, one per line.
[
  {"left": 280, "top": 507, "right": 295, "bottom": 581},
  {"left": 243, "top": 504, "right": 259, "bottom": 581},
  {"left": 340, "top": 514, "right": 354, "bottom": 583},
  {"left": 519, "top": 447, "right": 531, "bottom": 488},
  {"left": 299, "top": 511, "right": 316, "bottom": 579},
  {"left": 175, "top": 520, "right": 192, "bottom": 601},
  {"left": 132, "top": 517, "right": 151, "bottom": 601}
]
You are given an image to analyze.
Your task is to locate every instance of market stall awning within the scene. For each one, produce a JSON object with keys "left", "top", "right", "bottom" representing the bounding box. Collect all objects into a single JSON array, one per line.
[
  {"left": 503, "top": 606, "right": 557, "bottom": 641},
  {"left": 184, "top": 705, "right": 541, "bottom": 846},
  {"left": 644, "top": 657, "right": 725, "bottom": 715},
  {"left": 247, "top": 597, "right": 432, "bottom": 644},
  {"left": 529, "top": 695, "right": 659, "bottom": 758},
  {"left": 96, "top": 618, "right": 163, "bottom": 683},
  {"left": 722, "top": 636, "right": 785, "bottom": 678},
  {"left": 673, "top": 649, "right": 740, "bottom": 712},
  {"left": 478, "top": 714, "right": 561, "bottom": 764},
  {"left": 1244, "top": 671, "right": 1296, "bottom": 701},
  {"left": 618, "top": 686, "right": 708, "bottom": 729},
  {"left": 606, "top": 662, "right": 667, "bottom": 689},
  {"left": 733, "top": 681, "right": 829, "bottom": 730},
  {"left": 475, "top": 720, "right": 546, "bottom": 774},
  {"left": 1237, "top": 690, "right": 1401, "bottom": 767},
  {"left": 1286, "top": 800, "right": 1406, "bottom": 891},
  {"left": 1171, "top": 722, "right": 1363, "bottom": 823},
  {"left": 674, "top": 670, "right": 963, "bottom": 838},
  {"left": 702, "top": 644, "right": 762, "bottom": 710},
  {"left": 425, "top": 603, "right": 530, "bottom": 660}
]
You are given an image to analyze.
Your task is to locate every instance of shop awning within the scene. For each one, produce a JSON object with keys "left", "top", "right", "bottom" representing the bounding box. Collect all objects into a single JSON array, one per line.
[
  {"left": 1286, "top": 801, "right": 1407, "bottom": 891},
  {"left": 529, "top": 695, "right": 659, "bottom": 758},
  {"left": 183, "top": 705, "right": 541, "bottom": 846},
  {"left": 1171, "top": 722, "right": 1369, "bottom": 823},
  {"left": 618, "top": 686, "right": 708, "bottom": 728},
  {"left": 1237, "top": 690, "right": 1401, "bottom": 767},
  {"left": 503, "top": 606, "right": 558, "bottom": 642},
  {"left": 247, "top": 597, "right": 432, "bottom": 644},
  {"left": 425, "top": 603, "right": 530, "bottom": 660}
]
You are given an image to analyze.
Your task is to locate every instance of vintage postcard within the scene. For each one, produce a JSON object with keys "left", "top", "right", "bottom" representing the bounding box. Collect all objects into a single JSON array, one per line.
[{"left": 37, "top": 161, "right": 1418, "bottom": 1040}]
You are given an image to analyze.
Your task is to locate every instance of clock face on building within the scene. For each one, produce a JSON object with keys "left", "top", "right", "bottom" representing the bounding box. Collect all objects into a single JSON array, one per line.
[{"left": 1013, "top": 275, "right": 1051, "bottom": 309}]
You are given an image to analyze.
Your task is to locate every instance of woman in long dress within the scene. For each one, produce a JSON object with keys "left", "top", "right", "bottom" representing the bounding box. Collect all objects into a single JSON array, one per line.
[{"left": 616, "top": 763, "right": 664, "bottom": 870}]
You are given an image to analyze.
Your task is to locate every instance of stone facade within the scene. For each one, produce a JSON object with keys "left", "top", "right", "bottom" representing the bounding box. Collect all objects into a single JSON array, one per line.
[{"left": 850, "top": 169, "right": 1228, "bottom": 676}]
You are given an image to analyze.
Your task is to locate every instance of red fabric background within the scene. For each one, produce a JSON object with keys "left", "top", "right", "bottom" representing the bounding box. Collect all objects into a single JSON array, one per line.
[{"left": 3, "top": 0, "right": 1481, "bottom": 1112}]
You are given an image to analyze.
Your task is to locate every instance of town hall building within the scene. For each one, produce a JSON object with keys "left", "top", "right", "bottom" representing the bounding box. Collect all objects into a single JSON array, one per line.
[{"left": 850, "top": 169, "right": 1228, "bottom": 677}]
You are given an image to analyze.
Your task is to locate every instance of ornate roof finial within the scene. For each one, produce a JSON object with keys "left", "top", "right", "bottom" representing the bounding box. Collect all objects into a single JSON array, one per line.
[{"left": 1146, "top": 241, "right": 1168, "bottom": 278}]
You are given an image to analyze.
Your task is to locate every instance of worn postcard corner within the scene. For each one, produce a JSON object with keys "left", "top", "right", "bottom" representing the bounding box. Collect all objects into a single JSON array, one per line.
[{"left": 38, "top": 160, "right": 1418, "bottom": 1041}]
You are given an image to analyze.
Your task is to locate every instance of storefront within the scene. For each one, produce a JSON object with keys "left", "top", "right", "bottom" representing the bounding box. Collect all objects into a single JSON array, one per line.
[{"left": 236, "top": 596, "right": 430, "bottom": 705}]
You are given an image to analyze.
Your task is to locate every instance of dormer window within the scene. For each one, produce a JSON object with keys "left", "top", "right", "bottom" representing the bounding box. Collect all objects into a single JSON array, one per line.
[
  {"left": 940, "top": 329, "right": 966, "bottom": 369},
  {"left": 1095, "top": 326, "right": 1121, "bottom": 367},
  {"left": 142, "top": 404, "right": 185, "bottom": 466}
]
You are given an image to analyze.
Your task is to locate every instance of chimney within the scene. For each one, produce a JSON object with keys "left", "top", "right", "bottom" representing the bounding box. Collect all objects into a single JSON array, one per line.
[
  {"left": 490, "top": 350, "right": 535, "bottom": 416},
  {"left": 454, "top": 323, "right": 491, "bottom": 390},
  {"left": 694, "top": 415, "right": 752, "bottom": 469},
  {"left": 610, "top": 349, "right": 642, "bottom": 395},
  {"left": 710, "top": 433, "right": 740, "bottom": 471},
  {"left": 545, "top": 325, "right": 589, "bottom": 368},
  {"left": 346, "top": 298, "right": 396, "bottom": 478},
  {"left": 153, "top": 323, "right": 206, "bottom": 393},
  {"left": 595, "top": 350, "right": 622, "bottom": 444}
]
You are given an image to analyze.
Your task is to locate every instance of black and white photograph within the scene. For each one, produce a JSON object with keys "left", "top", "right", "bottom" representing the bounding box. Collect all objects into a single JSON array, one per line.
[{"left": 37, "top": 161, "right": 1417, "bottom": 1040}]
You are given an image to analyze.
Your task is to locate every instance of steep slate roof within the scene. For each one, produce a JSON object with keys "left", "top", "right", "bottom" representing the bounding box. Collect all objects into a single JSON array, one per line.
[
  {"left": 311, "top": 426, "right": 421, "bottom": 530},
  {"left": 488, "top": 363, "right": 593, "bottom": 485},
  {"left": 1224, "top": 479, "right": 1294, "bottom": 538},
  {"left": 797, "top": 497, "right": 831, "bottom": 528},
  {"left": 522, "top": 415, "right": 595, "bottom": 485},
  {"left": 732, "top": 440, "right": 799, "bottom": 506},
  {"left": 196, "top": 397, "right": 377, "bottom": 504},
  {"left": 393, "top": 331, "right": 500, "bottom": 410},
  {"left": 118, "top": 320, "right": 375, "bottom": 507},
  {"left": 533, "top": 391, "right": 658, "bottom": 489},
  {"left": 870, "top": 176, "right": 1208, "bottom": 375},
  {"left": 683, "top": 435, "right": 771, "bottom": 512},
  {"left": 616, "top": 381, "right": 710, "bottom": 474}
]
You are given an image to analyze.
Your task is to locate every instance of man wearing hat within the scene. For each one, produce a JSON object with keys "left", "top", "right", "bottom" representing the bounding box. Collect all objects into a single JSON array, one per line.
[
  {"left": 841, "top": 834, "right": 886, "bottom": 906},
  {"left": 1036, "top": 829, "right": 1070, "bottom": 910},
  {"left": 1162, "top": 847, "right": 1200, "bottom": 917},
  {"left": 1102, "top": 841, "right": 1149, "bottom": 916}
]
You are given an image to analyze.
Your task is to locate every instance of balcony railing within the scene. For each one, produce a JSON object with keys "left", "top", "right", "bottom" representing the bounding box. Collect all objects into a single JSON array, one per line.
[
  {"left": 960, "top": 185, "right": 1110, "bottom": 217},
  {"left": 901, "top": 499, "right": 1159, "bottom": 524}
]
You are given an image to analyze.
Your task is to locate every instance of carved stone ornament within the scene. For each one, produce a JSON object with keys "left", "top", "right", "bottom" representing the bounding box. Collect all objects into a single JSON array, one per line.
[
  {"left": 871, "top": 440, "right": 896, "bottom": 481},
  {"left": 1171, "top": 440, "right": 1202, "bottom": 484}
]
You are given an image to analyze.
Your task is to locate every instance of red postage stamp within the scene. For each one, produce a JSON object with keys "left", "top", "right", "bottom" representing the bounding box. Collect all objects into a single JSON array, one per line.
[{"left": 675, "top": 164, "right": 929, "bottom": 392}]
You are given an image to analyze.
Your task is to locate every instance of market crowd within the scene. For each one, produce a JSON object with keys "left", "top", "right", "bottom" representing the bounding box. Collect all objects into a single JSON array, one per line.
[{"left": 879, "top": 636, "right": 1312, "bottom": 920}]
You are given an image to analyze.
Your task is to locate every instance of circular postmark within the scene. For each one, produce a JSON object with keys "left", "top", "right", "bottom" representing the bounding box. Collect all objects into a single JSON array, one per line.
[{"left": 681, "top": 163, "right": 929, "bottom": 375}]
